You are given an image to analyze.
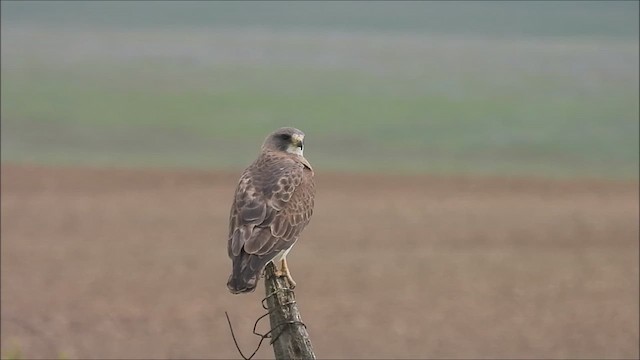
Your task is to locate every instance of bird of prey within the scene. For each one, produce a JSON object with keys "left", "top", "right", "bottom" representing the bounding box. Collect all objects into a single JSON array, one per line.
[{"left": 227, "top": 127, "right": 315, "bottom": 294}]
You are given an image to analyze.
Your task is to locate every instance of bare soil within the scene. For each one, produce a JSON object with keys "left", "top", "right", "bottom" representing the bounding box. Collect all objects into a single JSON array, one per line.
[{"left": 1, "top": 164, "right": 638, "bottom": 359}]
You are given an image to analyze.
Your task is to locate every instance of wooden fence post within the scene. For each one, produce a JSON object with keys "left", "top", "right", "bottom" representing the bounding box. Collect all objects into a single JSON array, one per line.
[{"left": 263, "top": 262, "right": 316, "bottom": 360}]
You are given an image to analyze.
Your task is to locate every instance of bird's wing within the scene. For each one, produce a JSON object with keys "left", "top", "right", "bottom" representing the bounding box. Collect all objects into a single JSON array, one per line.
[{"left": 228, "top": 155, "right": 314, "bottom": 258}]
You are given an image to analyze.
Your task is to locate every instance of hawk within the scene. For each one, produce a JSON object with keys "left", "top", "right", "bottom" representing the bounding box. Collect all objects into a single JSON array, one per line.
[{"left": 227, "top": 127, "right": 315, "bottom": 294}]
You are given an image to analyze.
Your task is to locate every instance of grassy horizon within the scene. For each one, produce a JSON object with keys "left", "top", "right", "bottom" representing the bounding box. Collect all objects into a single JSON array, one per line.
[{"left": 1, "top": 2, "right": 638, "bottom": 179}]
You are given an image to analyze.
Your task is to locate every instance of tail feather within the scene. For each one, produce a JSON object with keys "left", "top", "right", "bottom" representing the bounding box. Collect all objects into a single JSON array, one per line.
[{"left": 227, "top": 251, "right": 274, "bottom": 294}]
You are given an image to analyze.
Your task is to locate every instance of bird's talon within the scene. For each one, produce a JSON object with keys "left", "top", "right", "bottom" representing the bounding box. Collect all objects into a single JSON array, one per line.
[
  {"left": 286, "top": 276, "right": 297, "bottom": 289},
  {"left": 273, "top": 268, "right": 296, "bottom": 289}
]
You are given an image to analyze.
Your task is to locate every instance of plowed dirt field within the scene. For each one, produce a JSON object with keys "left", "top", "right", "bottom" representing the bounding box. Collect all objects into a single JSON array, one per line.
[{"left": 1, "top": 164, "right": 638, "bottom": 359}]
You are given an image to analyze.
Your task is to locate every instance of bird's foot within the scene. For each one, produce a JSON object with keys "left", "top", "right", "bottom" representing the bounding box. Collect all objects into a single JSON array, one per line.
[
  {"left": 274, "top": 266, "right": 297, "bottom": 289},
  {"left": 284, "top": 274, "right": 297, "bottom": 289}
]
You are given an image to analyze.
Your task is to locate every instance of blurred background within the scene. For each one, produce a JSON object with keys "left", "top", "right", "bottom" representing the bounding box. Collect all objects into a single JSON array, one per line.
[{"left": 1, "top": 1, "right": 638, "bottom": 359}]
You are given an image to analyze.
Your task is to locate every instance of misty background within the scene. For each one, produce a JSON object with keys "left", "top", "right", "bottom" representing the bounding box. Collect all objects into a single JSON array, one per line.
[
  {"left": 1, "top": 2, "right": 639, "bottom": 359},
  {"left": 2, "top": 1, "right": 638, "bottom": 179}
]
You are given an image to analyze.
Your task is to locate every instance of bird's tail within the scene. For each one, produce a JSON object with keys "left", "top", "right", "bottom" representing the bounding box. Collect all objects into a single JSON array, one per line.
[{"left": 227, "top": 251, "right": 272, "bottom": 294}]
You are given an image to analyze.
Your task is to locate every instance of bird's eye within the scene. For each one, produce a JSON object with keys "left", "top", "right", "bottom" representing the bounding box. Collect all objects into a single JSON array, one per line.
[{"left": 280, "top": 134, "right": 291, "bottom": 140}]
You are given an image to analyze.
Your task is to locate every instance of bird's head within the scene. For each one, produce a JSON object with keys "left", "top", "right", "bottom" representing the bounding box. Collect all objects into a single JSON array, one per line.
[{"left": 262, "top": 127, "right": 306, "bottom": 156}]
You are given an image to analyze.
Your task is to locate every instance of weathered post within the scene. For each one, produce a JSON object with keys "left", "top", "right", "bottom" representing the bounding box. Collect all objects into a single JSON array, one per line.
[{"left": 263, "top": 262, "right": 316, "bottom": 360}]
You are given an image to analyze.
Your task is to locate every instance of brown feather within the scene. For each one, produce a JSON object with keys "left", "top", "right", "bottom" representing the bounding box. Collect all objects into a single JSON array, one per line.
[{"left": 227, "top": 142, "right": 315, "bottom": 294}]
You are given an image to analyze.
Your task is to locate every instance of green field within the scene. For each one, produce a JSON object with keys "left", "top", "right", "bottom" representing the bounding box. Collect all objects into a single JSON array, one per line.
[{"left": 1, "top": 1, "right": 638, "bottom": 179}]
